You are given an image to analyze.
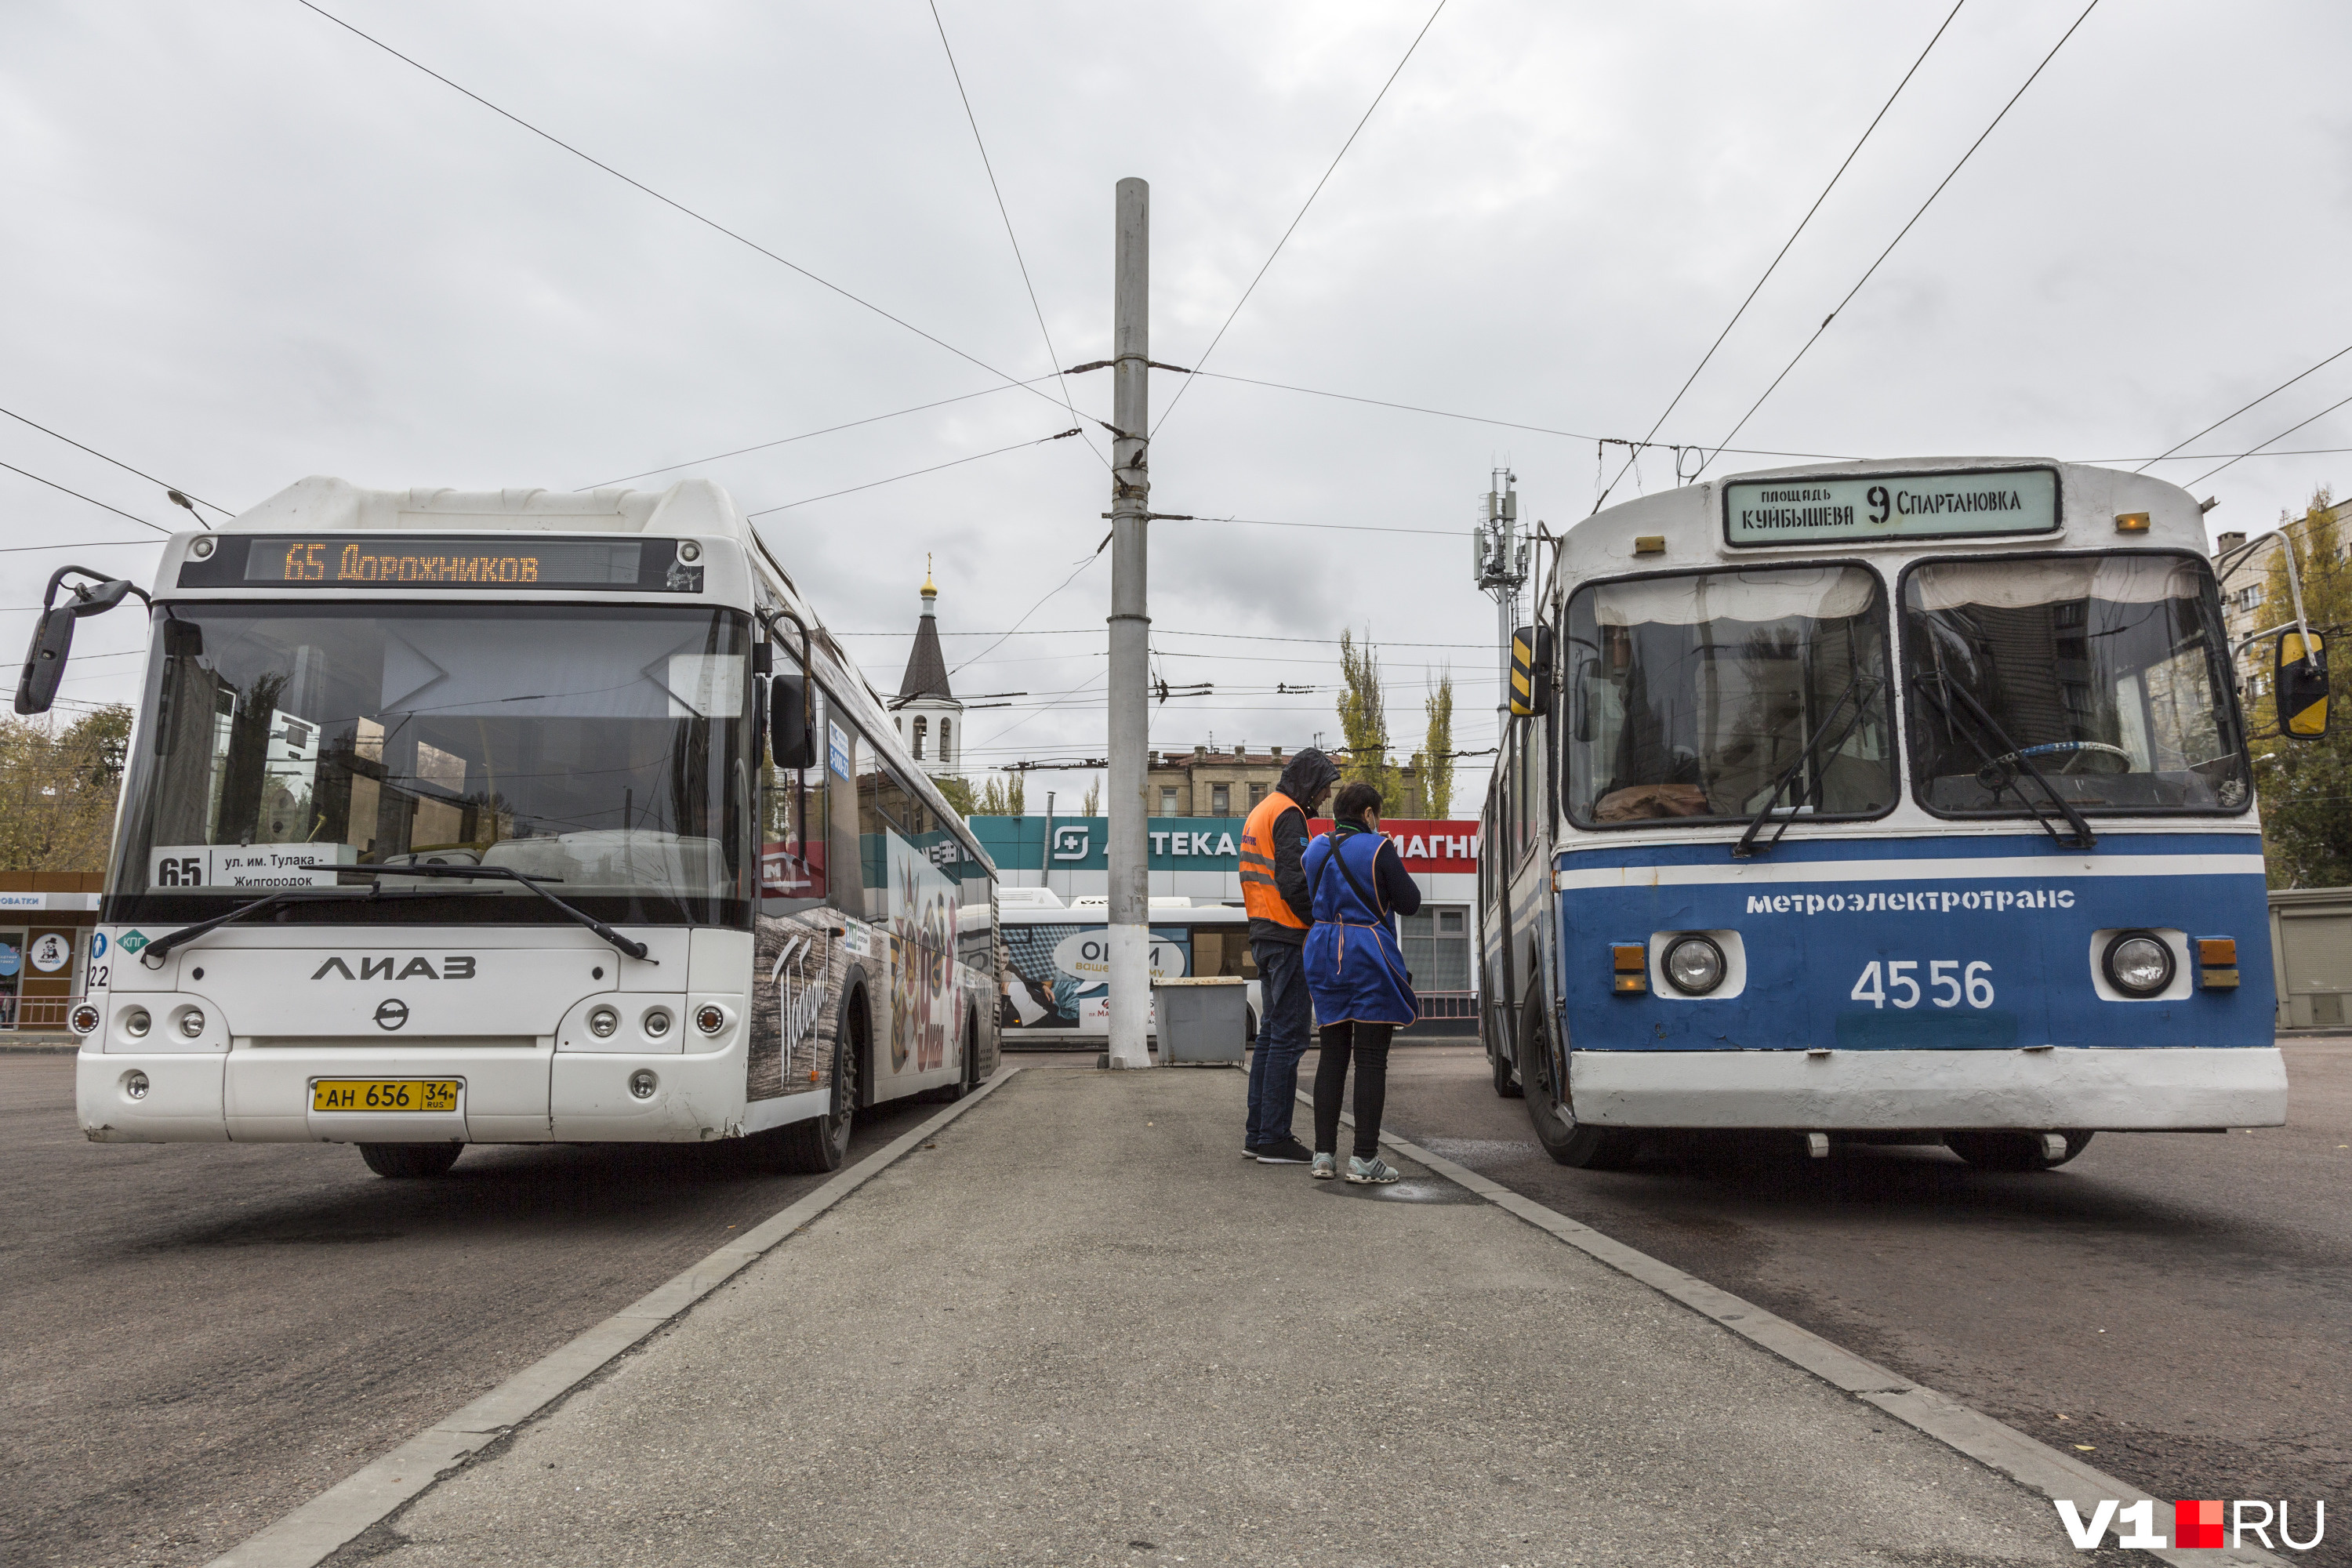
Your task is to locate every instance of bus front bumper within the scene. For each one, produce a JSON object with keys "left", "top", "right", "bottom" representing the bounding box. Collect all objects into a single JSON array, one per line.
[{"left": 1567, "top": 1046, "right": 2288, "bottom": 1130}]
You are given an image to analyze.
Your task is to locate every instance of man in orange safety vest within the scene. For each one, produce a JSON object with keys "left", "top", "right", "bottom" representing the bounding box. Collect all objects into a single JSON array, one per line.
[{"left": 1236, "top": 746, "right": 1338, "bottom": 1162}]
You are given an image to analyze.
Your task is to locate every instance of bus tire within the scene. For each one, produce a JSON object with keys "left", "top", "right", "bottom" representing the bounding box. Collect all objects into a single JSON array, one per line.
[
  {"left": 774, "top": 992, "right": 864, "bottom": 1173},
  {"left": 1522, "top": 996, "right": 1639, "bottom": 1170},
  {"left": 1944, "top": 1130, "right": 2093, "bottom": 1171},
  {"left": 925, "top": 1012, "right": 981, "bottom": 1103},
  {"left": 1490, "top": 1029, "right": 1523, "bottom": 1098},
  {"left": 359, "top": 1142, "right": 462, "bottom": 1178}
]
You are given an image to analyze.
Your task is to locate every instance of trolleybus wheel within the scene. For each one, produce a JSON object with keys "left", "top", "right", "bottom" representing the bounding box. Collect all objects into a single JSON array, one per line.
[
  {"left": 1521, "top": 996, "right": 1640, "bottom": 1171},
  {"left": 359, "top": 1142, "right": 463, "bottom": 1178},
  {"left": 773, "top": 993, "right": 864, "bottom": 1173},
  {"left": 1943, "top": 1130, "right": 2093, "bottom": 1171},
  {"left": 926, "top": 1011, "right": 982, "bottom": 1103}
]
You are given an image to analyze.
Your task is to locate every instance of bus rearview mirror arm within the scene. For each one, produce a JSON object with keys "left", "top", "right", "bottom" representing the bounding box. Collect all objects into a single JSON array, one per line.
[{"left": 14, "top": 565, "right": 151, "bottom": 715}]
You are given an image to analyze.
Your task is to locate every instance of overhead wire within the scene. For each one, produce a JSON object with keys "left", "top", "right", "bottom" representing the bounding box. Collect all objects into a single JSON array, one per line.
[
  {"left": 2136, "top": 342, "right": 2352, "bottom": 473},
  {"left": 2186, "top": 390, "right": 2352, "bottom": 489},
  {"left": 742, "top": 428, "right": 1081, "bottom": 517},
  {"left": 585, "top": 376, "right": 1062, "bottom": 488},
  {"left": 0, "top": 405, "right": 228, "bottom": 521},
  {"left": 1694, "top": 0, "right": 2103, "bottom": 480},
  {"left": 924, "top": 0, "right": 1105, "bottom": 471},
  {"left": 1150, "top": 0, "right": 1451, "bottom": 438},
  {"left": 0, "top": 461, "right": 175, "bottom": 536},
  {"left": 1592, "top": 0, "right": 1967, "bottom": 514},
  {"left": 296, "top": 1, "right": 1074, "bottom": 423}
]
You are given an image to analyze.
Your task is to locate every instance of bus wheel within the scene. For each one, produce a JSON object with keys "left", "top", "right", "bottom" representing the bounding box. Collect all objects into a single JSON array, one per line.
[
  {"left": 1944, "top": 1130, "right": 2093, "bottom": 1171},
  {"left": 927, "top": 1013, "right": 981, "bottom": 1103},
  {"left": 359, "top": 1142, "right": 462, "bottom": 1178},
  {"left": 1521, "top": 998, "right": 1639, "bottom": 1170},
  {"left": 775, "top": 996, "right": 863, "bottom": 1173}
]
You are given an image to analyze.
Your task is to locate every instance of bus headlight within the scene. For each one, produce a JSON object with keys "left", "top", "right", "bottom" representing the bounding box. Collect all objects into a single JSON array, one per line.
[
  {"left": 629, "top": 1069, "right": 659, "bottom": 1099},
  {"left": 642, "top": 1008, "right": 672, "bottom": 1040},
  {"left": 123, "top": 1071, "right": 150, "bottom": 1100},
  {"left": 1662, "top": 935, "right": 1726, "bottom": 996},
  {"left": 2102, "top": 931, "right": 2175, "bottom": 998},
  {"left": 587, "top": 1005, "right": 619, "bottom": 1038},
  {"left": 121, "top": 1007, "right": 152, "bottom": 1040},
  {"left": 176, "top": 1007, "right": 206, "bottom": 1039}
]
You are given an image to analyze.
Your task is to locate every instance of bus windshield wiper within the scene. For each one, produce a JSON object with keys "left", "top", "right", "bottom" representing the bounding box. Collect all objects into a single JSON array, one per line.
[
  {"left": 1909, "top": 674, "right": 2097, "bottom": 851},
  {"left": 140, "top": 885, "right": 387, "bottom": 966},
  {"left": 1733, "top": 671, "right": 1878, "bottom": 859},
  {"left": 343, "top": 863, "right": 653, "bottom": 961}
]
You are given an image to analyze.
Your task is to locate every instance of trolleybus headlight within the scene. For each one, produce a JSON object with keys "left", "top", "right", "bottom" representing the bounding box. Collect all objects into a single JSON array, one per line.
[
  {"left": 175, "top": 1007, "right": 205, "bottom": 1039},
  {"left": 123, "top": 1071, "right": 149, "bottom": 1100},
  {"left": 121, "top": 1007, "right": 152, "bottom": 1040},
  {"left": 694, "top": 1004, "right": 726, "bottom": 1036},
  {"left": 1662, "top": 935, "right": 1726, "bottom": 996},
  {"left": 2102, "top": 931, "right": 2175, "bottom": 997},
  {"left": 587, "top": 1005, "right": 619, "bottom": 1038},
  {"left": 69, "top": 1002, "right": 100, "bottom": 1036},
  {"left": 643, "top": 1007, "right": 673, "bottom": 1039},
  {"left": 628, "top": 1069, "right": 658, "bottom": 1099}
]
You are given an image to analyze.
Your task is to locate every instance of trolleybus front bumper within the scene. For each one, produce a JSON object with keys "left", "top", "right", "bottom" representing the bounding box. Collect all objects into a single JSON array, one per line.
[{"left": 1567, "top": 1045, "right": 2287, "bottom": 1130}]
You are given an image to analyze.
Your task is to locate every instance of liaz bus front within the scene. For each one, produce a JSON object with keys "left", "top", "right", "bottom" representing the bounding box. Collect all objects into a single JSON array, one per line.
[
  {"left": 40, "top": 477, "right": 826, "bottom": 1171},
  {"left": 1513, "top": 458, "right": 2290, "bottom": 1170}
]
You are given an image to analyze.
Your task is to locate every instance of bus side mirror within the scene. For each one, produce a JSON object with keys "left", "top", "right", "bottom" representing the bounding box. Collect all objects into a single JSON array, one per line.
[
  {"left": 769, "top": 673, "right": 813, "bottom": 768},
  {"left": 2278, "top": 629, "right": 2329, "bottom": 739},
  {"left": 1510, "top": 625, "right": 1553, "bottom": 718},
  {"left": 14, "top": 604, "right": 78, "bottom": 715}
]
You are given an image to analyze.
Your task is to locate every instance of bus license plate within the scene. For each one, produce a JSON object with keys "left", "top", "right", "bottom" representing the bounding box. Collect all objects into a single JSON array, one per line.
[{"left": 312, "top": 1079, "right": 460, "bottom": 1113}]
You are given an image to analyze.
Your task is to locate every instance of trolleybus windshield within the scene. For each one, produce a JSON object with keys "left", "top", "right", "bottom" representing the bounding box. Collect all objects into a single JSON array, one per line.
[
  {"left": 1564, "top": 564, "right": 1895, "bottom": 827},
  {"left": 1900, "top": 552, "right": 2249, "bottom": 816},
  {"left": 110, "top": 602, "right": 754, "bottom": 925}
]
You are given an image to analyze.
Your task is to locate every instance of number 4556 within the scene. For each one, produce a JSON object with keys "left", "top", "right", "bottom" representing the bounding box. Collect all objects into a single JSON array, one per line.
[{"left": 1852, "top": 960, "right": 1994, "bottom": 1010}]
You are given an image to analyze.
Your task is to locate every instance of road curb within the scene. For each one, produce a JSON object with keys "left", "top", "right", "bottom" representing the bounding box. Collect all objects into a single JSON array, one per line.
[
  {"left": 205, "top": 1066, "right": 1022, "bottom": 1568},
  {"left": 1316, "top": 1092, "right": 2286, "bottom": 1566}
]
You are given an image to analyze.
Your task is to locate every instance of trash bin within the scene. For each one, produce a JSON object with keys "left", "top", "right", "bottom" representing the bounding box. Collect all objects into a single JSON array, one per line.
[{"left": 1152, "top": 976, "right": 1248, "bottom": 1066}]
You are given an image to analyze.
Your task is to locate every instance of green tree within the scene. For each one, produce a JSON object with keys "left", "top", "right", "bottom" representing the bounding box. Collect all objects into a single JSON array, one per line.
[
  {"left": 1080, "top": 774, "right": 1101, "bottom": 815},
  {"left": 1334, "top": 626, "right": 1396, "bottom": 805},
  {"left": 934, "top": 775, "right": 978, "bottom": 819},
  {"left": 0, "top": 704, "right": 134, "bottom": 871},
  {"left": 1421, "top": 667, "right": 1455, "bottom": 818},
  {"left": 974, "top": 774, "right": 1026, "bottom": 815},
  {"left": 2254, "top": 485, "right": 2352, "bottom": 887}
]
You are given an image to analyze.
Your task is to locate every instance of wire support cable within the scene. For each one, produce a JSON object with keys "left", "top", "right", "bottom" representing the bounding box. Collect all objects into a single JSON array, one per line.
[
  {"left": 1694, "top": 0, "right": 2101, "bottom": 481},
  {"left": 0, "top": 460, "right": 175, "bottom": 535},
  {"left": 742, "top": 428, "right": 1081, "bottom": 517},
  {"left": 298, "top": 1, "right": 1072, "bottom": 423},
  {"left": 2186, "top": 390, "right": 2352, "bottom": 489},
  {"left": 1151, "top": 0, "right": 1450, "bottom": 438},
  {"left": 1593, "top": 0, "right": 1966, "bottom": 514},
  {"left": 0, "top": 405, "right": 225, "bottom": 521},
  {"left": 2136, "top": 342, "right": 2352, "bottom": 474},
  {"left": 924, "top": 0, "right": 1104, "bottom": 471}
]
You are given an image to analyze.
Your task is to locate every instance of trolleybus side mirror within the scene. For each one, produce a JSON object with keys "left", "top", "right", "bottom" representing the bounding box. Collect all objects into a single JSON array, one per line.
[
  {"left": 13, "top": 568, "right": 147, "bottom": 716},
  {"left": 1509, "top": 625, "right": 1553, "bottom": 718},
  {"left": 769, "top": 673, "right": 814, "bottom": 768},
  {"left": 2277, "top": 629, "right": 2329, "bottom": 739}
]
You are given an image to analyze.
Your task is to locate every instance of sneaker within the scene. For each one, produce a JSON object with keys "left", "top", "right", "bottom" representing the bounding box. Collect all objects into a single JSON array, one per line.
[
  {"left": 1243, "top": 1144, "right": 1261, "bottom": 1158},
  {"left": 1310, "top": 1152, "right": 1338, "bottom": 1179},
  {"left": 1346, "top": 1155, "right": 1400, "bottom": 1185},
  {"left": 1253, "top": 1136, "right": 1313, "bottom": 1165}
]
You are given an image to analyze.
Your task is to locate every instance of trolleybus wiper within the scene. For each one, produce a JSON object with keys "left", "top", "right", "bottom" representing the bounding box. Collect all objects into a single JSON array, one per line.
[
  {"left": 1907, "top": 675, "right": 2097, "bottom": 851},
  {"left": 137, "top": 884, "right": 386, "bottom": 967},
  {"left": 1732, "top": 671, "right": 1878, "bottom": 859},
  {"left": 340, "top": 863, "right": 654, "bottom": 961}
]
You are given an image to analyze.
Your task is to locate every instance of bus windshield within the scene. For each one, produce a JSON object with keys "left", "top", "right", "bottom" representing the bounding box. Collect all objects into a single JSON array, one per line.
[
  {"left": 110, "top": 602, "right": 753, "bottom": 924},
  {"left": 1901, "top": 552, "right": 2249, "bottom": 816},
  {"left": 1564, "top": 565, "right": 1895, "bottom": 826}
]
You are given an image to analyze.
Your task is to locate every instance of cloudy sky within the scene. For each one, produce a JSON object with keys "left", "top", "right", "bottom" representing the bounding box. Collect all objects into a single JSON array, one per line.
[{"left": 5, "top": 0, "right": 2348, "bottom": 810}]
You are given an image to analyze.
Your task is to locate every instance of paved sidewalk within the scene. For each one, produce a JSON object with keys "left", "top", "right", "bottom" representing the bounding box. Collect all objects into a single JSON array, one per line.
[{"left": 351, "top": 1068, "right": 2096, "bottom": 1567}]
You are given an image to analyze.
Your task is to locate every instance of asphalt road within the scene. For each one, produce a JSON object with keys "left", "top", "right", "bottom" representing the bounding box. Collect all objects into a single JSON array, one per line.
[
  {"left": 1372, "top": 1039, "right": 2352, "bottom": 1566},
  {"left": 0, "top": 1055, "right": 938, "bottom": 1568}
]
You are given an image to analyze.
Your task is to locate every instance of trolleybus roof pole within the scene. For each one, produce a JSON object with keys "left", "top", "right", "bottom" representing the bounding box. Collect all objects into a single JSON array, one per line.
[{"left": 1105, "top": 176, "right": 1153, "bottom": 1070}]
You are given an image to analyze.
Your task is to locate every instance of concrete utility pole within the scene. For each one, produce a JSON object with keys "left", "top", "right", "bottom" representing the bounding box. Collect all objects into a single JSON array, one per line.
[
  {"left": 1104, "top": 177, "right": 1152, "bottom": 1070},
  {"left": 1473, "top": 469, "right": 1526, "bottom": 735}
]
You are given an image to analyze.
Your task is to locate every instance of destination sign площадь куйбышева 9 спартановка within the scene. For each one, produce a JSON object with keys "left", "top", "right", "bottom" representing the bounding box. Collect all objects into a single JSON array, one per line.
[{"left": 1723, "top": 466, "right": 2059, "bottom": 546}]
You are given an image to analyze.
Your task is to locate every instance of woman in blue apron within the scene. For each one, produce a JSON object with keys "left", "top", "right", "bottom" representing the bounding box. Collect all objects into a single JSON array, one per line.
[{"left": 1302, "top": 780, "right": 1421, "bottom": 1183}]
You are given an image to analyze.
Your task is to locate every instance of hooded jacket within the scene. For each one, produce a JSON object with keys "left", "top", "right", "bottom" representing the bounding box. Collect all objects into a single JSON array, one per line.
[{"left": 1249, "top": 748, "right": 1340, "bottom": 948}]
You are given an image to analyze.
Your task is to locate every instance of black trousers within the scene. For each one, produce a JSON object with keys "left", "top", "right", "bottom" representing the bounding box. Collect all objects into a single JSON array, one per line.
[{"left": 1312, "top": 1021, "right": 1396, "bottom": 1159}]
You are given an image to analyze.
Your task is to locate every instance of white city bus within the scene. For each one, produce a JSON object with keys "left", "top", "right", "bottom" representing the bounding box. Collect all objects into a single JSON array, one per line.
[
  {"left": 998, "top": 891, "right": 1262, "bottom": 1046},
  {"left": 23, "top": 476, "right": 998, "bottom": 1176}
]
